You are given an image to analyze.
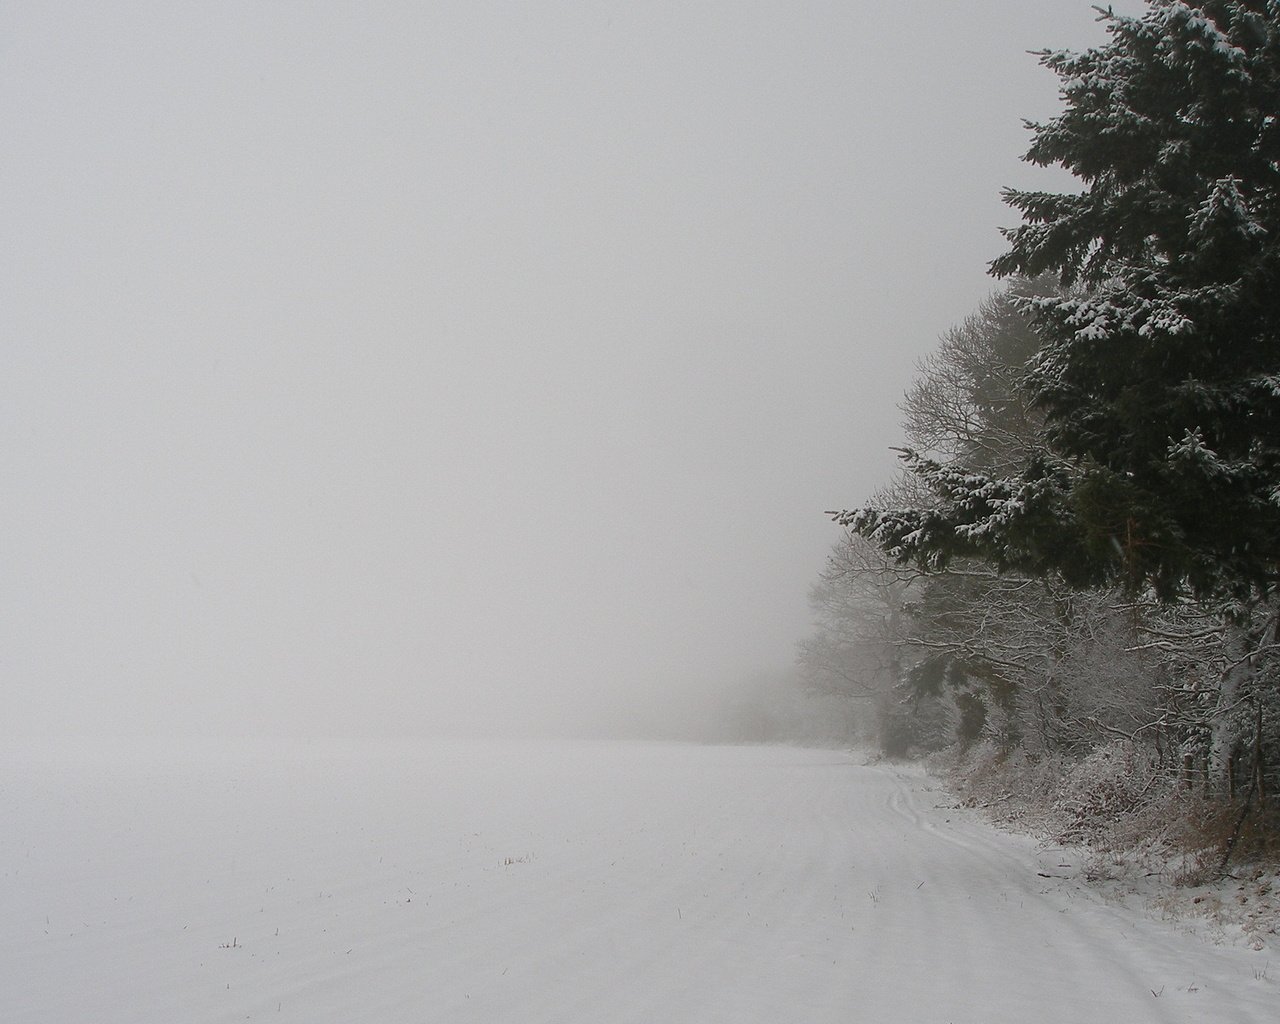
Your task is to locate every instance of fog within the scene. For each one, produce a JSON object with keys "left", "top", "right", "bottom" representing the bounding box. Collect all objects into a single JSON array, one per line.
[{"left": 1, "top": 2, "right": 1141, "bottom": 742}]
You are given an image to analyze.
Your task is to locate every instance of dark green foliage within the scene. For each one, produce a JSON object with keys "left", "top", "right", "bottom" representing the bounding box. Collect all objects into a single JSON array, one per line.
[
  {"left": 953, "top": 691, "right": 988, "bottom": 748},
  {"left": 842, "top": 2, "right": 1280, "bottom": 602},
  {"left": 908, "top": 654, "right": 949, "bottom": 698},
  {"left": 999, "top": 1, "right": 1280, "bottom": 599},
  {"left": 877, "top": 708, "right": 918, "bottom": 759}
]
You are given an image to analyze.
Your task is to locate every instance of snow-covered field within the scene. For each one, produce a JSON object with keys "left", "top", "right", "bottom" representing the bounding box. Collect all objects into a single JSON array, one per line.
[{"left": 2, "top": 740, "right": 1273, "bottom": 1023}]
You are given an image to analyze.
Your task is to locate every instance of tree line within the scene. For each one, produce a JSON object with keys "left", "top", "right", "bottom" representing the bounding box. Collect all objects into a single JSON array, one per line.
[{"left": 801, "top": 2, "right": 1280, "bottom": 861}]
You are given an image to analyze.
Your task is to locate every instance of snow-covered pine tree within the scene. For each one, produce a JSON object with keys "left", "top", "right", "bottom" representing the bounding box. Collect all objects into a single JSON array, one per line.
[{"left": 842, "top": 1, "right": 1280, "bottom": 603}]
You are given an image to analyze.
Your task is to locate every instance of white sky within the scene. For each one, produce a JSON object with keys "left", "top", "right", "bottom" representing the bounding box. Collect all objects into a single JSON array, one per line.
[{"left": 1, "top": 1, "right": 1145, "bottom": 741}]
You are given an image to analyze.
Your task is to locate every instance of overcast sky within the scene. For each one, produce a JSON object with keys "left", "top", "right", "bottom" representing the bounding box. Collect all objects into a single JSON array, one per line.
[{"left": 1, "top": 1, "right": 1145, "bottom": 741}]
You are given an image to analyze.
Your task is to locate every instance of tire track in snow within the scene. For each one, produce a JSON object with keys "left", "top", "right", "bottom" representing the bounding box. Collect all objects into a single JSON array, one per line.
[{"left": 856, "top": 763, "right": 1266, "bottom": 1023}]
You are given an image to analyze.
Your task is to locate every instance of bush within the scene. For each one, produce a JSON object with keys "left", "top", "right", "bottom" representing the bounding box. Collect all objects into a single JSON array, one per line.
[
  {"left": 1051, "top": 741, "right": 1159, "bottom": 844},
  {"left": 933, "top": 741, "right": 1066, "bottom": 832}
]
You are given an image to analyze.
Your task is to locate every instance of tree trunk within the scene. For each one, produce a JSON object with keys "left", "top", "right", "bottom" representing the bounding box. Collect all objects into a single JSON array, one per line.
[{"left": 1210, "top": 616, "right": 1250, "bottom": 797}]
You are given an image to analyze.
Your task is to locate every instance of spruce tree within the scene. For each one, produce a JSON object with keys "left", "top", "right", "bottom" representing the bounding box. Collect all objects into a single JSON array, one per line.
[{"left": 841, "top": 2, "right": 1280, "bottom": 601}]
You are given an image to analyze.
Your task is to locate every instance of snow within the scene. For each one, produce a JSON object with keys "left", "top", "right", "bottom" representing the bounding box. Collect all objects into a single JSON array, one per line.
[
  {"left": 1190, "top": 176, "right": 1266, "bottom": 241},
  {"left": 1, "top": 740, "right": 1274, "bottom": 1023}
]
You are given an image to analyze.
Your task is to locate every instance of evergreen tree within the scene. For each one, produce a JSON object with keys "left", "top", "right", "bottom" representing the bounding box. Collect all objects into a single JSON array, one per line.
[{"left": 842, "top": 2, "right": 1280, "bottom": 601}]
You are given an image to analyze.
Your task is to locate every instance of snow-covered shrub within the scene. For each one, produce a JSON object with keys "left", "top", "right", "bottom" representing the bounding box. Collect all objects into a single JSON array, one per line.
[
  {"left": 1050, "top": 740, "right": 1159, "bottom": 844},
  {"left": 931, "top": 741, "right": 1068, "bottom": 832},
  {"left": 946, "top": 740, "right": 1008, "bottom": 804}
]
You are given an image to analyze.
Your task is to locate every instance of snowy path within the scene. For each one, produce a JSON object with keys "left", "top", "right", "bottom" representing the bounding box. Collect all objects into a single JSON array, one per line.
[{"left": 1, "top": 741, "right": 1273, "bottom": 1022}]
